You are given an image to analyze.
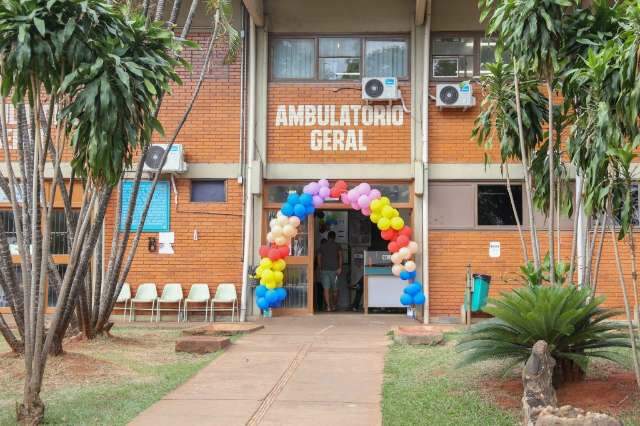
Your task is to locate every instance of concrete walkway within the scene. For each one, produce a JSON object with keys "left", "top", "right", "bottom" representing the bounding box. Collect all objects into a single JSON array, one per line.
[{"left": 131, "top": 314, "right": 416, "bottom": 426}]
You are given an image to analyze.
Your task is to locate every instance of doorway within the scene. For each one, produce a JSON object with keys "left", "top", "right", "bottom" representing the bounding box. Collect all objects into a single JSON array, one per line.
[{"left": 313, "top": 209, "right": 389, "bottom": 313}]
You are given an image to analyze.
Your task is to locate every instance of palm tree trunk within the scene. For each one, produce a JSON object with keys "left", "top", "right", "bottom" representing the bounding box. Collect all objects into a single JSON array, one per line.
[
  {"left": 546, "top": 77, "right": 555, "bottom": 285},
  {"left": 0, "top": 313, "right": 22, "bottom": 353},
  {"left": 609, "top": 216, "right": 640, "bottom": 390},
  {"left": 513, "top": 65, "right": 540, "bottom": 268},
  {"left": 627, "top": 228, "right": 640, "bottom": 324},
  {"left": 169, "top": 0, "right": 183, "bottom": 26},
  {"left": 591, "top": 214, "right": 606, "bottom": 296},
  {"left": 505, "top": 164, "right": 528, "bottom": 263},
  {"left": 180, "top": 0, "right": 199, "bottom": 39}
]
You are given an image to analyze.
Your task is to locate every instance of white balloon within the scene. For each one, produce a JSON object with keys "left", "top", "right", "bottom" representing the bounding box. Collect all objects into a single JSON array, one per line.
[
  {"left": 271, "top": 225, "right": 283, "bottom": 237},
  {"left": 404, "top": 261, "right": 416, "bottom": 272},
  {"left": 391, "top": 252, "right": 403, "bottom": 265},
  {"left": 391, "top": 264, "right": 404, "bottom": 276},
  {"left": 266, "top": 232, "right": 274, "bottom": 242},
  {"left": 283, "top": 224, "right": 296, "bottom": 238},
  {"left": 289, "top": 216, "right": 301, "bottom": 227},
  {"left": 275, "top": 236, "right": 288, "bottom": 246},
  {"left": 408, "top": 241, "right": 418, "bottom": 254},
  {"left": 277, "top": 215, "right": 289, "bottom": 226},
  {"left": 398, "top": 247, "right": 411, "bottom": 259},
  {"left": 269, "top": 218, "right": 278, "bottom": 228}
]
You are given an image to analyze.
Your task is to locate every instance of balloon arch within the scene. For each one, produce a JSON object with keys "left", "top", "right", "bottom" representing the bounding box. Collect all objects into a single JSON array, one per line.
[{"left": 254, "top": 179, "right": 426, "bottom": 312}]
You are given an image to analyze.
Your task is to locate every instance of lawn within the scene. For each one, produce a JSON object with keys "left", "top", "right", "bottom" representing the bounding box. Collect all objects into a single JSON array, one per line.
[
  {"left": 0, "top": 327, "right": 221, "bottom": 425},
  {"left": 382, "top": 333, "right": 640, "bottom": 426}
]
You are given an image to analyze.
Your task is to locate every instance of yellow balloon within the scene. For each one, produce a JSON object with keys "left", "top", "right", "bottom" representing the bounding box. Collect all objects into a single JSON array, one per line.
[
  {"left": 274, "top": 270, "right": 284, "bottom": 284},
  {"left": 381, "top": 205, "right": 395, "bottom": 219},
  {"left": 260, "top": 258, "right": 273, "bottom": 269},
  {"left": 380, "top": 196, "right": 390, "bottom": 206},
  {"left": 265, "top": 281, "right": 276, "bottom": 289},
  {"left": 390, "top": 216, "right": 404, "bottom": 230},
  {"left": 370, "top": 212, "right": 381, "bottom": 224},
  {"left": 377, "top": 217, "right": 391, "bottom": 231},
  {"left": 255, "top": 265, "right": 265, "bottom": 278},
  {"left": 370, "top": 199, "right": 383, "bottom": 213},
  {"left": 273, "top": 259, "right": 286, "bottom": 272},
  {"left": 392, "top": 208, "right": 400, "bottom": 218},
  {"left": 262, "top": 269, "right": 274, "bottom": 282}
]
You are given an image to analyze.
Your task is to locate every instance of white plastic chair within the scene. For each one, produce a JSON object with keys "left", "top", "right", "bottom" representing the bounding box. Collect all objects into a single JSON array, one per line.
[
  {"left": 210, "top": 283, "right": 237, "bottom": 323},
  {"left": 116, "top": 283, "right": 131, "bottom": 319},
  {"left": 156, "top": 283, "right": 183, "bottom": 322},
  {"left": 183, "top": 284, "right": 211, "bottom": 322},
  {"left": 129, "top": 283, "right": 158, "bottom": 322}
]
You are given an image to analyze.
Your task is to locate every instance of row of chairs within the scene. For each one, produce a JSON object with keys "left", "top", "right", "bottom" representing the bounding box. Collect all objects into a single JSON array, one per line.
[{"left": 117, "top": 283, "right": 238, "bottom": 322}]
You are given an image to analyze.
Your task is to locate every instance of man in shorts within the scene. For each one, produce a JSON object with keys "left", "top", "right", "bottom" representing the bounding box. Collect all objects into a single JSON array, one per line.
[{"left": 317, "top": 231, "right": 342, "bottom": 312}]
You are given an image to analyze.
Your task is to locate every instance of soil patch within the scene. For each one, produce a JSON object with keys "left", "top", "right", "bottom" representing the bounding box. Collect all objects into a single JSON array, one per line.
[{"left": 484, "top": 371, "right": 638, "bottom": 416}]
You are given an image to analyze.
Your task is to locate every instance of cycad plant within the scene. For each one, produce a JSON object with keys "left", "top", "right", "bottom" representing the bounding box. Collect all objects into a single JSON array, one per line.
[{"left": 456, "top": 285, "right": 630, "bottom": 387}]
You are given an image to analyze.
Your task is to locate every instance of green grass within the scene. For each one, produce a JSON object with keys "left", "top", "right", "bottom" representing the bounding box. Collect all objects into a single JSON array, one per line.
[
  {"left": 382, "top": 333, "right": 640, "bottom": 426},
  {"left": 0, "top": 327, "right": 221, "bottom": 425}
]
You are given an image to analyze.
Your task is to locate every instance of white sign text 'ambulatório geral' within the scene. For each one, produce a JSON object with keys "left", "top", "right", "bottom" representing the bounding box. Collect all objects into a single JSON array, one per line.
[{"left": 274, "top": 104, "right": 404, "bottom": 152}]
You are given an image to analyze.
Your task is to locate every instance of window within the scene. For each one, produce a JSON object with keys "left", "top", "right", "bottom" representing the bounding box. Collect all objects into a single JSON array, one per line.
[
  {"left": 431, "top": 34, "right": 501, "bottom": 80},
  {"left": 477, "top": 184, "right": 522, "bottom": 226},
  {"left": 271, "top": 38, "right": 316, "bottom": 80},
  {"left": 271, "top": 36, "right": 409, "bottom": 81},
  {"left": 319, "top": 38, "right": 361, "bottom": 80},
  {"left": 190, "top": 180, "right": 226, "bottom": 203}
]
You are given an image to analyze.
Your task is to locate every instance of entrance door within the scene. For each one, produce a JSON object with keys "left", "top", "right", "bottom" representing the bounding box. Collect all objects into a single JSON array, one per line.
[{"left": 264, "top": 209, "right": 314, "bottom": 315}]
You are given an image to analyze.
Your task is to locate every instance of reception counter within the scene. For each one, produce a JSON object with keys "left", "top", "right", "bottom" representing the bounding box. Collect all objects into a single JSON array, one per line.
[{"left": 363, "top": 266, "right": 405, "bottom": 314}]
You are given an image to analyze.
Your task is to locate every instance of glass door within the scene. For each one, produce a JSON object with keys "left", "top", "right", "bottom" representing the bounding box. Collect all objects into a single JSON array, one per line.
[{"left": 264, "top": 209, "right": 314, "bottom": 315}]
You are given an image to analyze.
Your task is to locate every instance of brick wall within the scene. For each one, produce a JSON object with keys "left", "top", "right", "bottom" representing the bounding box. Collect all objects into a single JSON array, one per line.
[
  {"left": 267, "top": 83, "right": 412, "bottom": 163},
  {"left": 429, "top": 230, "right": 638, "bottom": 319}
]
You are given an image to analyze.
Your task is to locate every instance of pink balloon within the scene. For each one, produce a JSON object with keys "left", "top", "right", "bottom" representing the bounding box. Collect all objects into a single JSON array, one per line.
[
  {"left": 347, "top": 190, "right": 359, "bottom": 202},
  {"left": 308, "top": 182, "right": 320, "bottom": 194},
  {"left": 361, "top": 207, "right": 371, "bottom": 216},
  {"left": 340, "top": 193, "right": 350, "bottom": 205},
  {"left": 319, "top": 186, "right": 330, "bottom": 198},
  {"left": 358, "top": 194, "right": 370, "bottom": 208},
  {"left": 312, "top": 195, "right": 323, "bottom": 207},
  {"left": 359, "top": 183, "right": 371, "bottom": 194},
  {"left": 369, "top": 189, "right": 381, "bottom": 199},
  {"left": 319, "top": 179, "right": 330, "bottom": 187},
  {"left": 351, "top": 202, "right": 361, "bottom": 210}
]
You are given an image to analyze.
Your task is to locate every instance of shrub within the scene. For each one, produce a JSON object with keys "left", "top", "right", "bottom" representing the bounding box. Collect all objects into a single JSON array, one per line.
[{"left": 456, "top": 285, "right": 630, "bottom": 386}]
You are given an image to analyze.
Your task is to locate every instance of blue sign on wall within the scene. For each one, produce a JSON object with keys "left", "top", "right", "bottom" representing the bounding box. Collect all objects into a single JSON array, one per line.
[{"left": 120, "top": 180, "right": 170, "bottom": 232}]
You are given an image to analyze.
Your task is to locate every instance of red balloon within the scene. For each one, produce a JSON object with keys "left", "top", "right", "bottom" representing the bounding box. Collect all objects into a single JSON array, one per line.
[
  {"left": 268, "top": 248, "right": 280, "bottom": 261},
  {"left": 336, "top": 180, "right": 347, "bottom": 189},
  {"left": 399, "top": 226, "right": 412, "bottom": 238},
  {"left": 388, "top": 241, "right": 399, "bottom": 253},
  {"left": 330, "top": 188, "right": 340, "bottom": 198},
  {"left": 278, "top": 245, "right": 290, "bottom": 258},
  {"left": 381, "top": 229, "right": 397, "bottom": 241},
  {"left": 259, "top": 245, "right": 269, "bottom": 257},
  {"left": 396, "top": 235, "right": 410, "bottom": 248}
]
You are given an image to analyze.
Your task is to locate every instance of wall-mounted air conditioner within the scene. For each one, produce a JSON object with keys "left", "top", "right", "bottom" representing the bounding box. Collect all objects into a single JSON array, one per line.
[
  {"left": 435, "top": 82, "right": 476, "bottom": 109},
  {"left": 143, "top": 144, "right": 188, "bottom": 173},
  {"left": 362, "top": 77, "right": 400, "bottom": 101}
]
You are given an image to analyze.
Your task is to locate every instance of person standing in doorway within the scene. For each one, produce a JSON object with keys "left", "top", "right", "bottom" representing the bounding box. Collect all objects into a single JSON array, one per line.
[{"left": 317, "top": 231, "right": 342, "bottom": 312}]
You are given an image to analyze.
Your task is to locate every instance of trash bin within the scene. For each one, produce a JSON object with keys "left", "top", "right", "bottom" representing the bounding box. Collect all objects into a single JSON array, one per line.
[{"left": 471, "top": 274, "right": 491, "bottom": 312}]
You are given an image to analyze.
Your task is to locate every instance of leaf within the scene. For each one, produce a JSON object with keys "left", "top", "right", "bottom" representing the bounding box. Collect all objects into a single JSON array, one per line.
[
  {"left": 33, "top": 17, "right": 45, "bottom": 36},
  {"left": 143, "top": 79, "right": 157, "bottom": 95}
]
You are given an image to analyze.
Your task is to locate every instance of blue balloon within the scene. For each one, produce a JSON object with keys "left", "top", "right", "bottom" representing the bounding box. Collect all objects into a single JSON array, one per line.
[
  {"left": 255, "top": 285, "right": 267, "bottom": 298},
  {"left": 294, "top": 203, "right": 307, "bottom": 217},
  {"left": 305, "top": 205, "right": 315, "bottom": 215},
  {"left": 400, "top": 294, "right": 413, "bottom": 306},
  {"left": 407, "top": 271, "right": 417, "bottom": 280},
  {"left": 299, "top": 193, "right": 313, "bottom": 206},
  {"left": 266, "top": 290, "right": 279, "bottom": 304},
  {"left": 413, "top": 292, "right": 426, "bottom": 305},
  {"left": 287, "top": 193, "right": 300, "bottom": 205},
  {"left": 399, "top": 271, "right": 410, "bottom": 281},
  {"left": 404, "top": 283, "right": 421, "bottom": 296},
  {"left": 257, "top": 297, "right": 269, "bottom": 310},
  {"left": 271, "top": 300, "right": 282, "bottom": 308},
  {"left": 281, "top": 203, "right": 295, "bottom": 216},
  {"left": 275, "top": 287, "right": 287, "bottom": 301}
]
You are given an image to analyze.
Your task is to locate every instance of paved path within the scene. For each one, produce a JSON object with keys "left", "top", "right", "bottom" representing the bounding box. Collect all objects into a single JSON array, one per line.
[{"left": 131, "top": 314, "right": 415, "bottom": 426}]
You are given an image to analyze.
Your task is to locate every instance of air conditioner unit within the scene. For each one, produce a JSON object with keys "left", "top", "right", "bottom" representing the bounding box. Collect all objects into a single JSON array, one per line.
[
  {"left": 362, "top": 77, "right": 400, "bottom": 101},
  {"left": 435, "top": 82, "right": 476, "bottom": 108},
  {"left": 143, "top": 144, "right": 188, "bottom": 173}
]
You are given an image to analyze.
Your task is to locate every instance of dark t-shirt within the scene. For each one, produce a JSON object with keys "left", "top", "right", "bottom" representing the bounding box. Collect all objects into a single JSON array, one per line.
[{"left": 318, "top": 240, "right": 340, "bottom": 271}]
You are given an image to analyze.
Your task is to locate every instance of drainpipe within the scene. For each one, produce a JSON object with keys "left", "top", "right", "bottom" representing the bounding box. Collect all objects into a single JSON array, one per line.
[
  {"left": 240, "top": 16, "right": 257, "bottom": 322},
  {"left": 422, "top": 1, "right": 432, "bottom": 324},
  {"left": 576, "top": 174, "right": 585, "bottom": 286}
]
